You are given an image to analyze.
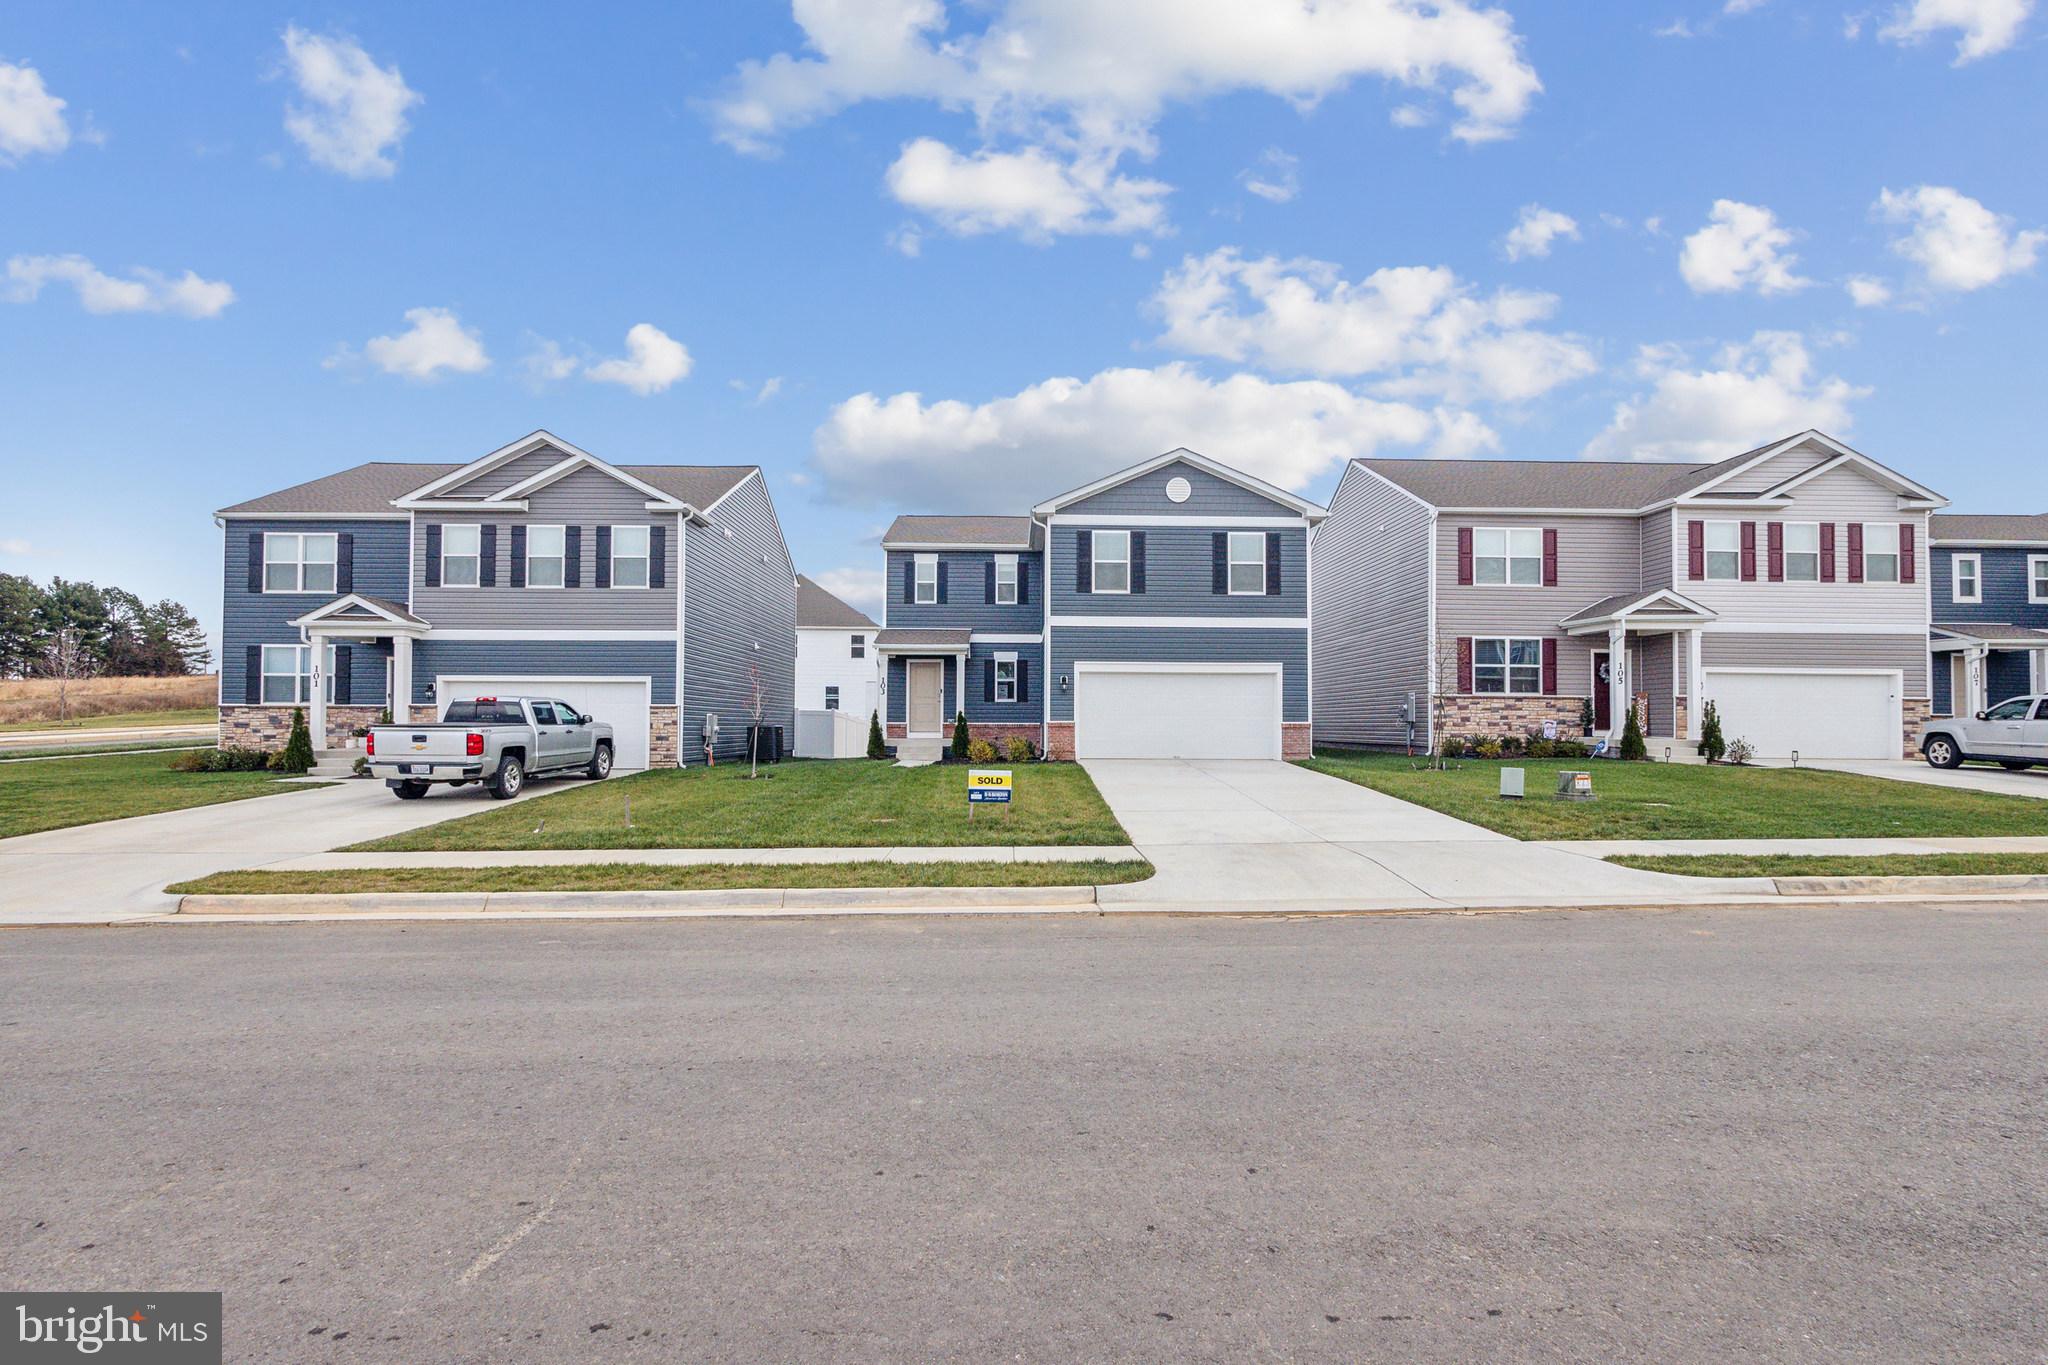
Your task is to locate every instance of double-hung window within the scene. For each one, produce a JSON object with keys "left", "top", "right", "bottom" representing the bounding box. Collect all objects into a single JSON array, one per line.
[
  {"left": 441, "top": 524, "right": 481, "bottom": 587},
  {"left": 850, "top": 634, "right": 865, "bottom": 659},
  {"left": 263, "top": 533, "right": 337, "bottom": 593},
  {"left": 611, "top": 525, "right": 650, "bottom": 588},
  {"left": 824, "top": 686, "right": 840, "bottom": 711},
  {"left": 914, "top": 554, "right": 938, "bottom": 604},
  {"left": 1227, "top": 531, "right": 1266, "bottom": 595},
  {"left": 1703, "top": 521, "right": 1740, "bottom": 581},
  {"left": 1091, "top": 530, "right": 1131, "bottom": 593},
  {"left": 1474, "top": 528, "right": 1543, "bottom": 586},
  {"left": 260, "top": 643, "right": 334, "bottom": 704},
  {"left": 1474, "top": 637, "right": 1542, "bottom": 695},
  {"left": 2030, "top": 555, "right": 2048, "bottom": 605},
  {"left": 1865, "top": 523, "right": 1901, "bottom": 583},
  {"left": 1783, "top": 522, "right": 1820, "bottom": 582},
  {"left": 1953, "top": 553, "right": 1982, "bottom": 604},
  {"left": 527, "top": 525, "right": 566, "bottom": 588},
  {"left": 994, "top": 554, "right": 1019, "bottom": 605},
  {"left": 994, "top": 654, "right": 1018, "bottom": 703}
]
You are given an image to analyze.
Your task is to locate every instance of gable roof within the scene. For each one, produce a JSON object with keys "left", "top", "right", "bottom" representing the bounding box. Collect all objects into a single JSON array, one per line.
[
  {"left": 796, "top": 574, "right": 877, "bottom": 629},
  {"left": 218, "top": 458, "right": 756, "bottom": 518},
  {"left": 881, "top": 515, "right": 1043, "bottom": 550},
  {"left": 1932, "top": 512, "right": 2048, "bottom": 544},
  {"left": 1032, "top": 447, "right": 1325, "bottom": 518}
]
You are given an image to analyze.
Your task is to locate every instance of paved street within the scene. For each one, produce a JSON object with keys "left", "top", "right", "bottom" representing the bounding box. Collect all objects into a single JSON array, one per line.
[{"left": 4, "top": 904, "right": 2044, "bottom": 1361}]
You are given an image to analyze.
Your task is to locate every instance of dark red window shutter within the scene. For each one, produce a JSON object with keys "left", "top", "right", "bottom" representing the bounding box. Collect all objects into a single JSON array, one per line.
[
  {"left": 1767, "top": 522, "right": 1783, "bottom": 582},
  {"left": 1740, "top": 521, "right": 1757, "bottom": 582},
  {"left": 1687, "top": 520, "right": 1704, "bottom": 580},
  {"left": 1541, "top": 637, "right": 1558, "bottom": 694},
  {"left": 1820, "top": 523, "right": 1836, "bottom": 582},
  {"left": 1456, "top": 637, "right": 1473, "bottom": 693},
  {"left": 1847, "top": 522, "right": 1864, "bottom": 583},
  {"left": 1900, "top": 523, "right": 1916, "bottom": 583},
  {"left": 1542, "top": 528, "right": 1558, "bottom": 587},
  {"left": 1457, "top": 526, "right": 1474, "bottom": 585}
]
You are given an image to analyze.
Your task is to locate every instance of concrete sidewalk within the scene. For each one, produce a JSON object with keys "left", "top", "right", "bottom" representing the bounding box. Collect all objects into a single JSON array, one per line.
[
  {"left": 1762, "top": 757, "right": 2048, "bottom": 800},
  {"left": 1549, "top": 835, "right": 2048, "bottom": 857},
  {"left": 261, "top": 844, "right": 1141, "bottom": 870},
  {"left": 0, "top": 721, "right": 215, "bottom": 750}
]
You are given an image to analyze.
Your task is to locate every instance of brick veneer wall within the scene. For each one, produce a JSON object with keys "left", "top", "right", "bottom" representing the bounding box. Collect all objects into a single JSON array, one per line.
[
  {"left": 1282, "top": 723, "right": 1312, "bottom": 759},
  {"left": 218, "top": 704, "right": 384, "bottom": 752},
  {"left": 886, "top": 719, "right": 1043, "bottom": 757},
  {"left": 1435, "top": 695, "right": 1590, "bottom": 744},
  {"left": 1902, "top": 698, "right": 1931, "bottom": 760},
  {"left": 1045, "top": 722, "right": 1075, "bottom": 760},
  {"left": 650, "top": 705, "right": 679, "bottom": 768}
]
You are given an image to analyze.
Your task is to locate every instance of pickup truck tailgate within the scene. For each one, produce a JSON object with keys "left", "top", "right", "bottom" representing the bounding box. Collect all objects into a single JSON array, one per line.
[{"left": 370, "top": 725, "right": 481, "bottom": 765}]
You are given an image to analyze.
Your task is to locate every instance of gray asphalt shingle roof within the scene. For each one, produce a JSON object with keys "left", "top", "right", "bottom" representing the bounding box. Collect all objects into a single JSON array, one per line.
[
  {"left": 880, "top": 515, "right": 1042, "bottom": 549},
  {"left": 217, "top": 460, "right": 757, "bottom": 517},
  {"left": 873, "top": 628, "right": 972, "bottom": 650},
  {"left": 796, "top": 574, "right": 877, "bottom": 630},
  {"left": 1355, "top": 440, "right": 1786, "bottom": 511},
  {"left": 1932, "top": 512, "right": 2048, "bottom": 543}
]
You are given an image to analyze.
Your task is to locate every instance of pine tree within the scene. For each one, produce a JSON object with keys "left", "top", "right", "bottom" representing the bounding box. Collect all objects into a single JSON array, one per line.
[
  {"left": 1697, "top": 699, "right": 1726, "bottom": 762},
  {"left": 279, "top": 706, "right": 316, "bottom": 773},
  {"left": 866, "top": 709, "right": 886, "bottom": 760},
  {"left": 1620, "top": 701, "right": 1647, "bottom": 761},
  {"left": 951, "top": 711, "right": 970, "bottom": 762}
]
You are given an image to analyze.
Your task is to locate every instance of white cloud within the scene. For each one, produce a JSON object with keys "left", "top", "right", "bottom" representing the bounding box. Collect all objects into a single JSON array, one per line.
[
  {"left": 1725, "top": 0, "right": 1771, "bottom": 13},
  {"left": 754, "top": 375, "right": 785, "bottom": 404},
  {"left": 811, "top": 362, "right": 1465, "bottom": 507},
  {"left": 281, "top": 27, "right": 421, "bottom": 178},
  {"left": 1876, "top": 184, "right": 2045, "bottom": 291},
  {"left": 1501, "top": 204, "right": 1580, "bottom": 261},
  {"left": 4, "top": 254, "right": 234, "bottom": 317},
  {"left": 1151, "top": 248, "right": 1597, "bottom": 404},
  {"left": 884, "top": 137, "right": 1169, "bottom": 240},
  {"left": 1846, "top": 275, "right": 1893, "bottom": 307},
  {"left": 334, "top": 306, "right": 489, "bottom": 380},
  {"left": 809, "top": 566, "right": 887, "bottom": 616},
  {"left": 0, "top": 59, "right": 71, "bottom": 163},
  {"left": 1239, "top": 147, "right": 1300, "bottom": 204},
  {"left": 1679, "top": 199, "right": 1811, "bottom": 295},
  {"left": 584, "top": 323, "right": 693, "bottom": 395},
  {"left": 1585, "top": 331, "right": 1868, "bottom": 462},
  {"left": 1877, "top": 0, "right": 2034, "bottom": 62},
  {"left": 517, "top": 335, "right": 581, "bottom": 389},
  {"left": 0, "top": 537, "right": 32, "bottom": 556},
  {"left": 713, "top": 0, "right": 1540, "bottom": 240}
]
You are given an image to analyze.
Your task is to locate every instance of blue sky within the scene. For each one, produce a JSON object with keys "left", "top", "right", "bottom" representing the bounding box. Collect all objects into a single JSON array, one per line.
[{"left": 3, "top": 1, "right": 2044, "bottom": 643}]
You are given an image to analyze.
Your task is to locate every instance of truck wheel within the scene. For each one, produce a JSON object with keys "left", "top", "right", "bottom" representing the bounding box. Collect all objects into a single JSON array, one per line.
[
  {"left": 489, "top": 754, "right": 525, "bottom": 799},
  {"left": 392, "top": 780, "right": 430, "bottom": 800},
  {"left": 585, "top": 743, "right": 613, "bottom": 781},
  {"left": 1923, "top": 735, "right": 1963, "bottom": 769}
]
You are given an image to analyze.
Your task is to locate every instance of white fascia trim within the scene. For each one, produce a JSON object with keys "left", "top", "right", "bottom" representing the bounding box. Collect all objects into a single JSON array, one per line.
[
  {"left": 1930, "top": 538, "right": 2048, "bottom": 547},
  {"left": 1702, "top": 665, "right": 1904, "bottom": 678},
  {"left": 1073, "top": 661, "right": 1283, "bottom": 675},
  {"left": 1345, "top": 460, "right": 1437, "bottom": 514},
  {"left": 1033, "top": 448, "right": 1326, "bottom": 519},
  {"left": 221, "top": 511, "right": 410, "bottom": 521},
  {"left": 401, "top": 429, "right": 591, "bottom": 502},
  {"left": 396, "top": 498, "right": 532, "bottom": 513},
  {"left": 428, "top": 629, "right": 679, "bottom": 641},
  {"left": 969, "top": 633, "right": 1043, "bottom": 645},
  {"left": 438, "top": 673, "right": 655, "bottom": 685},
  {"left": 701, "top": 467, "right": 759, "bottom": 515},
  {"left": 880, "top": 541, "right": 1035, "bottom": 552},
  {"left": 289, "top": 594, "right": 428, "bottom": 630},
  {"left": 1055, "top": 514, "right": 1303, "bottom": 528},
  {"left": 1697, "top": 621, "right": 1928, "bottom": 635},
  {"left": 1680, "top": 430, "right": 1849, "bottom": 500},
  {"left": 487, "top": 451, "right": 690, "bottom": 511},
  {"left": 1049, "top": 615, "right": 1308, "bottom": 629},
  {"left": 1753, "top": 448, "right": 1948, "bottom": 506}
]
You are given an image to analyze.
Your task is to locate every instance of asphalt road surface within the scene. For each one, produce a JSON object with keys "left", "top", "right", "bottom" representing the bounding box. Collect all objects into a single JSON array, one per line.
[{"left": 4, "top": 904, "right": 2044, "bottom": 1362}]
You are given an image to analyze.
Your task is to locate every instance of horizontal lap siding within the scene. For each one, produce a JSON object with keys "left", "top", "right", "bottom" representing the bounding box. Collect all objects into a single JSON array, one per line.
[
  {"left": 1988, "top": 649, "right": 2034, "bottom": 705},
  {"left": 883, "top": 550, "right": 1044, "bottom": 633},
  {"left": 1311, "top": 465, "right": 1432, "bottom": 749},
  {"left": 1931, "top": 545, "right": 2048, "bottom": 629},
  {"left": 221, "top": 517, "right": 409, "bottom": 706},
  {"left": 1049, "top": 627, "right": 1308, "bottom": 722},
  {"left": 1060, "top": 459, "right": 1299, "bottom": 517},
  {"left": 412, "top": 639, "right": 676, "bottom": 705},
  {"left": 411, "top": 468, "right": 680, "bottom": 630},
  {"left": 444, "top": 447, "right": 572, "bottom": 497},
  {"left": 1049, "top": 525, "right": 1307, "bottom": 617},
  {"left": 1639, "top": 633, "right": 1675, "bottom": 733},
  {"left": 1708, "top": 443, "right": 1830, "bottom": 495},
  {"left": 1701, "top": 632, "right": 1926, "bottom": 693},
  {"left": 1640, "top": 510, "right": 1675, "bottom": 593},
  {"left": 963, "top": 641, "right": 1044, "bottom": 725},
  {"left": 1934, "top": 655, "right": 1953, "bottom": 714},
  {"left": 682, "top": 474, "right": 797, "bottom": 765}
]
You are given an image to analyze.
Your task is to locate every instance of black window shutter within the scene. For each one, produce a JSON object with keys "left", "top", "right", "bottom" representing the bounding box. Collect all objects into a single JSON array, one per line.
[
  {"left": 649, "top": 525, "right": 666, "bottom": 588},
  {"left": 1018, "top": 560, "right": 1031, "bottom": 605},
  {"left": 336, "top": 533, "right": 354, "bottom": 594},
  {"left": 1131, "top": 532, "right": 1147, "bottom": 594},
  {"left": 479, "top": 525, "right": 498, "bottom": 587},
  {"left": 243, "top": 644, "right": 261, "bottom": 704},
  {"left": 937, "top": 560, "right": 948, "bottom": 604},
  {"left": 247, "top": 533, "right": 264, "bottom": 593},
  {"left": 903, "top": 559, "right": 915, "bottom": 603},
  {"left": 564, "top": 526, "right": 581, "bottom": 588},
  {"left": 1212, "top": 532, "right": 1228, "bottom": 594},
  {"left": 984, "top": 658, "right": 995, "bottom": 703},
  {"left": 1266, "top": 532, "right": 1282, "bottom": 596},
  {"left": 595, "top": 526, "right": 612, "bottom": 588},
  {"left": 333, "top": 646, "right": 352, "bottom": 704},
  {"left": 985, "top": 560, "right": 996, "bottom": 603},
  {"left": 509, "top": 525, "right": 527, "bottom": 588},
  {"left": 424, "top": 524, "right": 441, "bottom": 587},
  {"left": 1017, "top": 658, "right": 1030, "bottom": 703},
  {"left": 1077, "top": 530, "right": 1093, "bottom": 593}
]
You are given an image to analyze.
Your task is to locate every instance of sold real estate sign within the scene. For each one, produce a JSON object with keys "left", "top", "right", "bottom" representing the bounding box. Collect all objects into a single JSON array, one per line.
[{"left": 967, "top": 769, "right": 1013, "bottom": 804}]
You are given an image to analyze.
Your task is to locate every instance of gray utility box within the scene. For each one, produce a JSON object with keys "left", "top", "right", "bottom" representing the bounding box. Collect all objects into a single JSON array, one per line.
[{"left": 1499, "top": 767, "right": 1526, "bottom": 799}]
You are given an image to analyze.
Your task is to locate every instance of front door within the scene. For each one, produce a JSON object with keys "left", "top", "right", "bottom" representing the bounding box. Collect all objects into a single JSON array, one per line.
[
  {"left": 908, "top": 660, "right": 943, "bottom": 736},
  {"left": 1592, "top": 652, "right": 1612, "bottom": 731}
]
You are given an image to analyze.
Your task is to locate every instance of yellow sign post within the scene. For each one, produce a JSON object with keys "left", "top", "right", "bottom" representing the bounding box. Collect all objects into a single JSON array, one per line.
[{"left": 968, "top": 768, "right": 1013, "bottom": 817}]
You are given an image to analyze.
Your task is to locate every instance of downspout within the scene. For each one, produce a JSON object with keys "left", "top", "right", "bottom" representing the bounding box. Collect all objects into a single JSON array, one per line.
[{"left": 1033, "top": 513, "right": 1051, "bottom": 759}]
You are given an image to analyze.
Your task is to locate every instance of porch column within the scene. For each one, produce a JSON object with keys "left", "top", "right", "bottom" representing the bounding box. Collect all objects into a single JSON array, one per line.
[
  {"left": 392, "top": 633, "right": 414, "bottom": 723},
  {"left": 1606, "top": 623, "right": 1628, "bottom": 745},
  {"left": 1966, "top": 646, "right": 1987, "bottom": 713},
  {"left": 1686, "top": 628, "right": 1704, "bottom": 741},
  {"left": 307, "top": 630, "right": 327, "bottom": 751}
]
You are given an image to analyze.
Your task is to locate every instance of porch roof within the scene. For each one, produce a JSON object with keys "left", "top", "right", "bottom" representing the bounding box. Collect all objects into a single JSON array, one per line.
[
  {"left": 873, "top": 627, "right": 972, "bottom": 656},
  {"left": 1932, "top": 623, "right": 2048, "bottom": 649},
  {"left": 289, "top": 593, "right": 430, "bottom": 635},
  {"left": 1559, "top": 588, "right": 1716, "bottom": 635}
]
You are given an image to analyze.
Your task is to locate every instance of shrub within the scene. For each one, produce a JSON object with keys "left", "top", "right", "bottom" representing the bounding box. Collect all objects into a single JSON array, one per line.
[
  {"left": 1579, "top": 696, "right": 1596, "bottom": 735},
  {"left": 1498, "top": 732, "right": 1525, "bottom": 757},
  {"left": 1619, "top": 704, "right": 1647, "bottom": 761},
  {"left": 276, "top": 706, "right": 315, "bottom": 773},
  {"left": 1697, "top": 699, "right": 1727, "bottom": 763},
  {"left": 1438, "top": 735, "right": 1466, "bottom": 761},
  {"left": 173, "top": 747, "right": 275, "bottom": 773},
  {"left": 1525, "top": 733, "right": 1555, "bottom": 759},
  {"left": 1725, "top": 737, "right": 1755, "bottom": 766},
  {"left": 1552, "top": 739, "right": 1590, "bottom": 759},
  {"left": 1003, "top": 734, "right": 1035, "bottom": 763},
  {"left": 867, "top": 709, "right": 887, "bottom": 760},
  {"left": 1474, "top": 737, "right": 1504, "bottom": 759},
  {"left": 951, "top": 711, "right": 970, "bottom": 762},
  {"left": 967, "top": 737, "right": 998, "bottom": 763}
]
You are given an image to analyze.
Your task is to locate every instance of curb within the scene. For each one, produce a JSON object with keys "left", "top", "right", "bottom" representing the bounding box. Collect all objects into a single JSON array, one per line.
[
  {"left": 1771, "top": 873, "right": 2048, "bottom": 895},
  {"left": 175, "top": 885, "right": 1103, "bottom": 917}
]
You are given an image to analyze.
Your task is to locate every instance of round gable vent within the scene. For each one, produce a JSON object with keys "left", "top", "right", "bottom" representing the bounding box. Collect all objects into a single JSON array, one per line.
[{"left": 1165, "top": 475, "right": 1192, "bottom": 504}]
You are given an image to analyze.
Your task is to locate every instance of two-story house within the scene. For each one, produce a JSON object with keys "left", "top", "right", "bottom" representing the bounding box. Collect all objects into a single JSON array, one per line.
[
  {"left": 877, "top": 450, "right": 1324, "bottom": 761},
  {"left": 795, "top": 574, "right": 882, "bottom": 719},
  {"left": 215, "top": 430, "right": 796, "bottom": 769},
  {"left": 1313, "top": 430, "right": 1946, "bottom": 761},
  {"left": 1930, "top": 512, "right": 2048, "bottom": 716}
]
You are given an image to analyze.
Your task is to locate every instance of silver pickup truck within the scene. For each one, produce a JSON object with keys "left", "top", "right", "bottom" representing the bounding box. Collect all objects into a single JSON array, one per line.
[{"left": 367, "top": 695, "right": 615, "bottom": 800}]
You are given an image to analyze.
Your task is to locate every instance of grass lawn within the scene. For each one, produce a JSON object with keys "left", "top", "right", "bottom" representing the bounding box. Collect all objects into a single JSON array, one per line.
[
  {"left": 1302, "top": 752, "right": 2048, "bottom": 841},
  {"left": 346, "top": 759, "right": 1130, "bottom": 852},
  {"left": 0, "top": 739, "right": 213, "bottom": 762},
  {"left": 1611, "top": 853, "right": 2048, "bottom": 878},
  {"left": 167, "top": 859, "right": 1152, "bottom": 895},
  {"left": 0, "top": 750, "right": 316, "bottom": 839},
  {"left": 0, "top": 706, "right": 216, "bottom": 734}
]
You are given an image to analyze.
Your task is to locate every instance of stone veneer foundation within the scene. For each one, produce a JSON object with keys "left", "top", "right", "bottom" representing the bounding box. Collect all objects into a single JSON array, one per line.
[
  {"left": 649, "top": 706, "right": 679, "bottom": 768},
  {"left": 218, "top": 704, "right": 385, "bottom": 752},
  {"left": 1434, "top": 695, "right": 1592, "bottom": 744},
  {"left": 1901, "top": 698, "right": 1931, "bottom": 760}
]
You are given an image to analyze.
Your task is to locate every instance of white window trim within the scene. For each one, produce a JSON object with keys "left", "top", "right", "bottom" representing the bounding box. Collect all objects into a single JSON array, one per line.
[
  {"left": 440, "top": 523, "right": 482, "bottom": 590},
  {"left": 610, "top": 523, "right": 652, "bottom": 590},
  {"left": 1952, "top": 552, "right": 1983, "bottom": 605},
  {"left": 850, "top": 633, "right": 865, "bottom": 659},
  {"left": 914, "top": 553, "right": 939, "bottom": 605},
  {"left": 1781, "top": 520, "right": 1821, "bottom": 583},
  {"left": 1227, "top": 530, "right": 1267, "bottom": 596},
  {"left": 1472, "top": 635, "right": 1543, "bottom": 696},
  {"left": 1090, "top": 530, "right": 1131, "bottom": 595},
  {"left": 526, "top": 523, "right": 567, "bottom": 590},
  {"left": 1864, "top": 522, "right": 1902, "bottom": 585},
  {"left": 994, "top": 651, "right": 1018, "bottom": 704},
  {"left": 824, "top": 685, "right": 841, "bottom": 711},
  {"left": 994, "top": 553, "right": 1019, "bottom": 605},
  {"left": 1471, "top": 526, "right": 1545, "bottom": 589},
  {"left": 261, "top": 643, "right": 334, "bottom": 704},
  {"left": 2030, "top": 554, "right": 2048, "bottom": 606},
  {"left": 1702, "top": 520, "right": 1742, "bottom": 582},
  {"left": 261, "top": 531, "right": 338, "bottom": 595}
]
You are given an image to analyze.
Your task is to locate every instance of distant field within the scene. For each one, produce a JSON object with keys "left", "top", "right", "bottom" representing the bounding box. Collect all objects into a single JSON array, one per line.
[{"left": 0, "top": 675, "right": 217, "bottom": 729}]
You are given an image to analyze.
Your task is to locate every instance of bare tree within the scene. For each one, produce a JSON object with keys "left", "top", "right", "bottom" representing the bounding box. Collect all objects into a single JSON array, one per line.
[
  {"left": 37, "top": 627, "right": 101, "bottom": 724},
  {"left": 747, "top": 662, "right": 766, "bottom": 778},
  {"left": 1425, "top": 634, "right": 1466, "bottom": 769}
]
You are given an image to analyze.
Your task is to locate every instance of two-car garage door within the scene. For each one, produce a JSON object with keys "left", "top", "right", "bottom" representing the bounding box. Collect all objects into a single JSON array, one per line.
[
  {"left": 1074, "top": 665, "right": 1282, "bottom": 760},
  {"left": 1700, "top": 669, "right": 1900, "bottom": 760},
  {"left": 436, "top": 676, "right": 653, "bottom": 770}
]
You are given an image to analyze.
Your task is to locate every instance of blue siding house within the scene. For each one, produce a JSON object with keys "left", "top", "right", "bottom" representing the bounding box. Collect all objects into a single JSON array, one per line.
[
  {"left": 877, "top": 450, "right": 1324, "bottom": 760},
  {"left": 1930, "top": 512, "right": 2048, "bottom": 715},
  {"left": 215, "top": 430, "right": 796, "bottom": 768}
]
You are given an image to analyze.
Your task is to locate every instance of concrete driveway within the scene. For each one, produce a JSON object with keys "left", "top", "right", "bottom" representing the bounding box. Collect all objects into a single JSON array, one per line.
[
  {"left": 1780, "top": 757, "right": 2048, "bottom": 800},
  {"left": 1084, "top": 759, "right": 1744, "bottom": 911},
  {"left": 0, "top": 778, "right": 563, "bottom": 925}
]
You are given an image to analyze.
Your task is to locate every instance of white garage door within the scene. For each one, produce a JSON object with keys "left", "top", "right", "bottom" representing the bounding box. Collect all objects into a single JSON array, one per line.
[
  {"left": 1075, "top": 666, "right": 1281, "bottom": 760},
  {"left": 1701, "top": 669, "right": 1899, "bottom": 760},
  {"left": 437, "top": 676, "right": 653, "bottom": 770}
]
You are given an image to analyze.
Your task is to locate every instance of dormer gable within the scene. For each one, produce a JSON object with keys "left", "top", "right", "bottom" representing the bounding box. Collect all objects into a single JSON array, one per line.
[
  {"left": 394, "top": 430, "right": 698, "bottom": 515},
  {"left": 1033, "top": 448, "right": 1325, "bottom": 520}
]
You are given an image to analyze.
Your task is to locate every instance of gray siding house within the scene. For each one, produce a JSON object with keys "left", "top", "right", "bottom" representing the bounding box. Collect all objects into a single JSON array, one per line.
[
  {"left": 215, "top": 430, "right": 796, "bottom": 768},
  {"left": 1312, "top": 430, "right": 1947, "bottom": 761},
  {"left": 878, "top": 450, "right": 1324, "bottom": 760},
  {"left": 1929, "top": 512, "right": 2048, "bottom": 716}
]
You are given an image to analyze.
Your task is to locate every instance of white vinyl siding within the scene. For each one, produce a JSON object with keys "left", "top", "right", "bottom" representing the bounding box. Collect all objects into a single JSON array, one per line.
[
  {"left": 1474, "top": 637, "right": 1541, "bottom": 695},
  {"left": 527, "top": 524, "right": 566, "bottom": 588},
  {"left": 1227, "top": 531, "right": 1266, "bottom": 595},
  {"left": 1703, "top": 521, "right": 1740, "bottom": 581},
  {"left": 1864, "top": 523, "right": 1900, "bottom": 584},
  {"left": 441, "top": 523, "right": 481, "bottom": 588},
  {"left": 995, "top": 554, "right": 1019, "bottom": 604},
  {"left": 1091, "top": 530, "right": 1131, "bottom": 594},
  {"left": 611, "top": 525, "right": 650, "bottom": 589},
  {"left": 824, "top": 685, "right": 840, "bottom": 711},
  {"left": 1784, "top": 522, "right": 1820, "bottom": 582},
  {"left": 262, "top": 532, "right": 337, "bottom": 594},
  {"left": 1474, "top": 527, "right": 1543, "bottom": 586}
]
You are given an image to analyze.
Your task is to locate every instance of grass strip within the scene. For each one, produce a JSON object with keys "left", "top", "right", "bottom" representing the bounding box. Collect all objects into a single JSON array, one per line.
[
  {"left": 1609, "top": 853, "right": 2048, "bottom": 878},
  {"left": 167, "top": 859, "right": 1155, "bottom": 896}
]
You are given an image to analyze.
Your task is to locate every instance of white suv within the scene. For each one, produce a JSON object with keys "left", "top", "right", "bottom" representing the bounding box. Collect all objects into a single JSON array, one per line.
[{"left": 1920, "top": 695, "right": 2048, "bottom": 771}]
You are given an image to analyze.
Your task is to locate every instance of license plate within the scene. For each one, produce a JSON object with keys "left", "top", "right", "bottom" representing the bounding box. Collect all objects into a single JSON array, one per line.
[{"left": 401, "top": 764, "right": 424, "bottom": 774}]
